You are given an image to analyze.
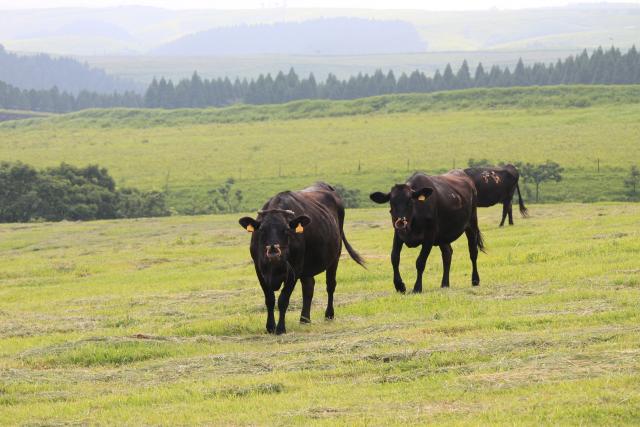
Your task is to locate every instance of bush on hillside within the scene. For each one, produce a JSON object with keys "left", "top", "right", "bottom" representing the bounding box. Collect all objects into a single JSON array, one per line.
[{"left": 0, "top": 161, "right": 169, "bottom": 222}]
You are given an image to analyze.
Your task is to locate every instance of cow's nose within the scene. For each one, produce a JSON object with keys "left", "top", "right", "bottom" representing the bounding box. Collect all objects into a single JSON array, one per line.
[
  {"left": 266, "top": 244, "right": 282, "bottom": 259},
  {"left": 394, "top": 217, "right": 408, "bottom": 230}
]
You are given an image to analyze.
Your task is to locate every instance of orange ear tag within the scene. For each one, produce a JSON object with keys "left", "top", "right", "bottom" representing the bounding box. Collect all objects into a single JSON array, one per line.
[
  {"left": 418, "top": 195, "right": 426, "bottom": 201},
  {"left": 295, "top": 224, "right": 304, "bottom": 234},
  {"left": 246, "top": 224, "right": 255, "bottom": 233}
]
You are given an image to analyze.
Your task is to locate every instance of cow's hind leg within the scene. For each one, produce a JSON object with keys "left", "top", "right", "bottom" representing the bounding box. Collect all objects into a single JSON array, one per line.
[
  {"left": 499, "top": 202, "right": 508, "bottom": 227},
  {"left": 325, "top": 259, "right": 338, "bottom": 320},
  {"left": 300, "top": 276, "right": 315, "bottom": 324},
  {"left": 440, "top": 243, "right": 453, "bottom": 288},
  {"left": 465, "top": 227, "right": 480, "bottom": 286}
]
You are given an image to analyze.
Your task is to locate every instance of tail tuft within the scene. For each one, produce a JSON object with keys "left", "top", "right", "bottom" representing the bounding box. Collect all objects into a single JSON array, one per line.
[
  {"left": 477, "top": 228, "right": 487, "bottom": 254},
  {"left": 516, "top": 183, "right": 529, "bottom": 218}
]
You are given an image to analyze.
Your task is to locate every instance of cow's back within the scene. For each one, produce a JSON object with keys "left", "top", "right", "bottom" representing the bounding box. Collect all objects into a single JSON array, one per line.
[{"left": 464, "top": 166, "right": 518, "bottom": 207}]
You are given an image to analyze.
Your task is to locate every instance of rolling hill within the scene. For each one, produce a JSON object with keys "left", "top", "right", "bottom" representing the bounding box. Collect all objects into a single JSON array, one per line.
[
  {"left": 1, "top": 86, "right": 639, "bottom": 213},
  {"left": 153, "top": 18, "right": 426, "bottom": 56},
  {"left": 0, "top": 45, "right": 141, "bottom": 94}
]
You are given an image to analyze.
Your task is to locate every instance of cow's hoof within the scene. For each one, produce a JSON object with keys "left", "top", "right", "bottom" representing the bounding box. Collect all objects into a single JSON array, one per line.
[
  {"left": 472, "top": 280, "right": 480, "bottom": 287},
  {"left": 325, "top": 308, "right": 334, "bottom": 320},
  {"left": 394, "top": 282, "right": 406, "bottom": 293},
  {"left": 299, "top": 316, "right": 311, "bottom": 324},
  {"left": 411, "top": 288, "right": 422, "bottom": 294},
  {"left": 441, "top": 283, "right": 450, "bottom": 288},
  {"left": 275, "top": 326, "right": 286, "bottom": 335}
]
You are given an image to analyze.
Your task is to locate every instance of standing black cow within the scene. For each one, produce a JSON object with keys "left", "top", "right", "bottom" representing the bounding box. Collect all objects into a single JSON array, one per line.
[
  {"left": 239, "top": 182, "right": 365, "bottom": 334},
  {"left": 370, "top": 171, "right": 484, "bottom": 292},
  {"left": 464, "top": 164, "right": 528, "bottom": 226}
]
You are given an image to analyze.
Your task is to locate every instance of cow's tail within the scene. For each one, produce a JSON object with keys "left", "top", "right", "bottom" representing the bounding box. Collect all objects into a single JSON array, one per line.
[
  {"left": 342, "top": 231, "right": 366, "bottom": 268},
  {"left": 477, "top": 227, "right": 486, "bottom": 254},
  {"left": 515, "top": 182, "right": 529, "bottom": 218}
]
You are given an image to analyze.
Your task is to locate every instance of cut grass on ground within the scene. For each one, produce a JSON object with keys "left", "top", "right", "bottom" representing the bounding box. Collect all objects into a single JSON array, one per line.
[{"left": 0, "top": 203, "right": 639, "bottom": 424}]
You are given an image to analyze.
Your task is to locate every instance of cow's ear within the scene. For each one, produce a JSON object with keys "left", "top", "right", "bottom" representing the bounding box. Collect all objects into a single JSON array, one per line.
[
  {"left": 369, "top": 192, "right": 390, "bottom": 204},
  {"left": 239, "top": 217, "right": 260, "bottom": 232},
  {"left": 289, "top": 215, "right": 311, "bottom": 233},
  {"left": 412, "top": 187, "right": 434, "bottom": 202}
]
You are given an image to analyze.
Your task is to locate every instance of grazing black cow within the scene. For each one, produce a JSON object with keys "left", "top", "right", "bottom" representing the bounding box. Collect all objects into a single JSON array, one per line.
[
  {"left": 239, "top": 182, "right": 365, "bottom": 334},
  {"left": 464, "top": 164, "right": 528, "bottom": 226},
  {"left": 370, "top": 171, "right": 484, "bottom": 292}
]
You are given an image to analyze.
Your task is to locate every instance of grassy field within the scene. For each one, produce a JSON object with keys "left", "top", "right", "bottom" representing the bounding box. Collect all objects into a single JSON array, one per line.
[
  {"left": 1, "top": 86, "right": 639, "bottom": 212},
  {"left": 0, "top": 203, "right": 638, "bottom": 424}
]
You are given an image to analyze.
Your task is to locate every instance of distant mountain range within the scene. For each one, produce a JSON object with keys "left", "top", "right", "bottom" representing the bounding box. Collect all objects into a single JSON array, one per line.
[
  {"left": 0, "top": 4, "right": 638, "bottom": 55},
  {"left": 153, "top": 18, "right": 426, "bottom": 56}
]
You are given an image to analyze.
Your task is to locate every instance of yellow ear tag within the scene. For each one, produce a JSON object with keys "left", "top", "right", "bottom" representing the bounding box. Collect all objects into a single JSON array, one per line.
[
  {"left": 418, "top": 195, "right": 426, "bottom": 201},
  {"left": 246, "top": 224, "right": 254, "bottom": 233},
  {"left": 295, "top": 224, "right": 304, "bottom": 234}
]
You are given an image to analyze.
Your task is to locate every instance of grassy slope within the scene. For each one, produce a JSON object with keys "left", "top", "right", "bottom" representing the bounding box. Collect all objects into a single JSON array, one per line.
[
  {"left": 0, "top": 204, "right": 638, "bottom": 424},
  {"left": 1, "top": 86, "right": 639, "bottom": 212},
  {"left": 0, "top": 109, "right": 51, "bottom": 123}
]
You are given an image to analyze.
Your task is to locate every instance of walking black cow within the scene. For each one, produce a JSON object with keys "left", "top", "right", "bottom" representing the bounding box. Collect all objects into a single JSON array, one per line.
[
  {"left": 239, "top": 182, "right": 365, "bottom": 334},
  {"left": 370, "top": 171, "right": 484, "bottom": 292},
  {"left": 464, "top": 164, "right": 528, "bottom": 226}
]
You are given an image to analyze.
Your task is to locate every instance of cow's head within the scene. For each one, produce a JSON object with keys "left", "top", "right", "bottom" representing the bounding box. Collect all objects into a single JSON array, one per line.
[
  {"left": 370, "top": 184, "right": 433, "bottom": 233},
  {"left": 239, "top": 209, "right": 311, "bottom": 271}
]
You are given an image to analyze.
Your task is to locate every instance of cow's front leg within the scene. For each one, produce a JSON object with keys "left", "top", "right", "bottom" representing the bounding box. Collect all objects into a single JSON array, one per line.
[
  {"left": 391, "top": 233, "right": 406, "bottom": 293},
  {"left": 263, "top": 288, "right": 276, "bottom": 333},
  {"left": 257, "top": 268, "right": 276, "bottom": 334},
  {"left": 413, "top": 243, "right": 433, "bottom": 293},
  {"left": 276, "top": 274, "right": 298, "bottom": 335}
]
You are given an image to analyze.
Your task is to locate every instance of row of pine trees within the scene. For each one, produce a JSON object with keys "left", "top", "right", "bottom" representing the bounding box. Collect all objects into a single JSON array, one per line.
[{"left": 1, "top": 46, "right": 639, "bottom": 113}]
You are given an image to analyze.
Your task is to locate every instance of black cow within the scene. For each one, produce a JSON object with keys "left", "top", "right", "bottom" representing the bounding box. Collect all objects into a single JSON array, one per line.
[
  {"left": 370, "top": 171, "right": 484, "bottom": 292},
  {"left": 464, "top": 164, "right": 528, "bottom": 226},
  {"left": 239, "top": 182, "right": 365, "bottom": 334}
]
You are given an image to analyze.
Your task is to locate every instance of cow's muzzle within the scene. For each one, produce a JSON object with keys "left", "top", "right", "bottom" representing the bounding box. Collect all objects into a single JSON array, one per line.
[
  {"left": 394, "top": 217, "right": 408, "bottom": 230},
  {"left": 265, "top": 244, "right": 282, "bottom": 260}
]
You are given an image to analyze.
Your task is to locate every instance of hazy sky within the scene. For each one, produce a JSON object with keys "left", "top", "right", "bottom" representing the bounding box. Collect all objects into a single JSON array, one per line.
[{"left": 1, "top": 0, "right": 639, "bottom": 10}]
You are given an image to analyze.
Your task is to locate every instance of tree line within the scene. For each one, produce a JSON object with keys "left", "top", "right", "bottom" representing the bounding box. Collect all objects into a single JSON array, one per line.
[
  {"left": 1, "top": 46, "right": 638, "bottom": 113},
  {"left": 0, "top": 81, "right": 142, "bottom": 113},
  {"left": 143, "top": 45, "right": 640, "bottom": 107},
  {"left": 0, "top": 162, "right": 169, "bottom": 223}
]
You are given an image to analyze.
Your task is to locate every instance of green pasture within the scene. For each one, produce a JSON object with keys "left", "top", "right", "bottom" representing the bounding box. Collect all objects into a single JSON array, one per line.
[
  {"left": 0, "top": 203, "right": 638, "bottom": 425},
  {"left": 1, "top": 86, "right": 639, "bottom": 213}
]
